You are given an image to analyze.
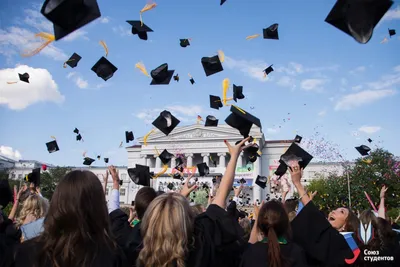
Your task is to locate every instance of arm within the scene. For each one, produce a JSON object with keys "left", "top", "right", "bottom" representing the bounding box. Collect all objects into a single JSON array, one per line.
[
  {"left": 288, "top": 161, "right": 310, "bottom": 206},
  {"left": 281, "top": 191, "right": 288, "bottom": 204},
  {"left": 8, "top": 185, "right": 27, "bottom": 221},
  {"left": 103, "top": 170, "right": 109, "bottom": 194},
  {"left": 108, "top": 166, "right": 121, "bottom": 214},
  {"left": 378, "top": 185, "right": 388, "bottom": 219},
  {"left": 213, "top": 138, "right": 250, "bottom": 209},
  {"left": 249, "top": 202, "right": 262, "bottom": 244}
]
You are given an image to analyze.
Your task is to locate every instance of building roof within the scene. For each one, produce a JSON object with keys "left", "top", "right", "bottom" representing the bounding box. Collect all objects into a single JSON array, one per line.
[
  {"left": 264, "top": 140, "right": 294, "bottom": 144},
  {"left": 126, "top": 145, "right": 141, "bottom": 149}
]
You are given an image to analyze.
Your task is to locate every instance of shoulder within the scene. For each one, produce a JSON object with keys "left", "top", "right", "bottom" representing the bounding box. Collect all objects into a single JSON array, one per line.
[{"left": 14, "top": 239, "right": 43, "bottom": 266}]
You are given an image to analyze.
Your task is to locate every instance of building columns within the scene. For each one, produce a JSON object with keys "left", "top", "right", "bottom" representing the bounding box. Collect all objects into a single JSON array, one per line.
[
  {"left": 141, "top": 155, "right": 148, "bottom": 166},
  {"left": 237, "top": 154, "right": 243, "bottom": 167},
  {"left": 201, "top": 153, "right": 210, "bottom": 166},
  {"left": 253, "top": 157, "right": 263, "bottom": 202},
  {"left": 170, "top": 157, "right": 176, "bottom": 168},
  {"left": 218, "top": 152, "right": 226, "bottom": 167},
  {"left": 154, "top": 155, "right": 161, "bottom": 168},
  {"left": 186, "top": 153, "right": 194, "bottom": 167}
]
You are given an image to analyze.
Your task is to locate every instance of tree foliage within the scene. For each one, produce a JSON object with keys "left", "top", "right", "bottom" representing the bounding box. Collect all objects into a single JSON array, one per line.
[
  {"left": 308, "top": 149, "right": 400, "bottom": 217},
  {"left": 40, "top": 167, "right": 71, "bottom": 200}
]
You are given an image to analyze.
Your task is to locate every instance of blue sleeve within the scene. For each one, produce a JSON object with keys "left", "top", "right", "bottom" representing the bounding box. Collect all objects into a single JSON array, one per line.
[{"left": 297, "top": 200, "right": 304, "bottom": 215}]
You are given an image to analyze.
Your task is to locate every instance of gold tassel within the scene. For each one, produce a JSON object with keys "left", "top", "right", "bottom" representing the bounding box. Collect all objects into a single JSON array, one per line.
[
  {"left": 7, "top": 81, "right": 18, "bottom": 84},
  {"left": 99, "top": 40, "right": 108, "bottom": 57},
  {"left": 140, "top": 2, "right": 157, "bottom": 26},
  {"left": 222, "top": 78, "right": 230, "bottom": 106},
  {"left": 20, "top": 32, "right": 55, "bottom": 58},
  {"left": 231, "top": 105, "right": 246, "bottom": 114},
  {"left": 50, "top": 136, "right": 56, "bottom": 140},
  {"left": 135, "top": 62, "right": 150, "bottom": 77},
  {"left": 218, "top": 50, "right": 225, "bottom": 63},
  {"left": 153, "top": 164, "right": 168, "bottom": 179},
  {"left": 143, "top": 129, "right": 155, "bottom": 146},
  {"left": 246, "top": 34, "right": 260, "bottom": 40},
  {"left": 154, "top": 146, "right": 160, "bottom": 156}
]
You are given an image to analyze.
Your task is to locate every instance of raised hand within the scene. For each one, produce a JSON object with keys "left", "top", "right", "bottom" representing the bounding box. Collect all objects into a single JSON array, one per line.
[
  {"left": 380, "top": 185, "right": 388, "bottom": 199},
  {"left": 108, "top": 165, "right": 119, "bottom": 182},
  {"left": 180, "top": 173, "right": 197, "bottom": 198},
  {"left": 224, "top": 137, "right": 251, "bottom": 158},
  {"left": 234, "top": 184, "right": 244, "bottom": 197},
  {"left": 288, "top": 160, "right": 303, "bottom": 185},
  {"left": 309, "top": 191, "right": 318, "bottom": 201}
]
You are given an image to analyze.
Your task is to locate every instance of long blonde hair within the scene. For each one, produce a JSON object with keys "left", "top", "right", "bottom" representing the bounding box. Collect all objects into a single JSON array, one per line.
[
  {"left": 138, "top": 193, "right": 195, "bottom": 267},
  {"left": 16, "top": 194, "right": 49, "bottom": 228}
]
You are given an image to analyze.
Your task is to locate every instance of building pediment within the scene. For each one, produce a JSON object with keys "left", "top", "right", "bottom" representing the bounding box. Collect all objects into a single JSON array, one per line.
[{"left": 137, "top": 124, "right": 263, "bottom": 144}]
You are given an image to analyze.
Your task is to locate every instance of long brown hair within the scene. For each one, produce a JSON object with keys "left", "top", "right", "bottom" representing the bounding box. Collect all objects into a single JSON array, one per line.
[
  {"left": 36, "top": 170, "right": 117, "bottom": 267},
  {"left": 257, "top": 200, "right": 290, "bottom": 267},
  {"left": 344, "top": 208, "right": 359, "bottom": 233}
]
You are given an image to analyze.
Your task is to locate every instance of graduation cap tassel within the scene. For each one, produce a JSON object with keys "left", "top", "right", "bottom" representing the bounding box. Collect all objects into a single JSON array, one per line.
[
  {"left": 222, "top": 78, "right": 230, "bottom": 106},
  {"left": 231, "top": 105, "right": 246, "bottom": 114},
  {"left": 153, "top": 164, "right": 168, "bottom": 179},
  {"left": 154, "top": 146, "right": 161, "bottom": 156},
  {"left": 6, "top": 81, "right": 18, "bottom": 84},
  {"left": 99, "top": 40, "right": 109, "bottom": 57},
  {"left": 143, "top": 129, "right": 155, "bottom": 146},
  {"left": 140, "top": 2, "right": 157, "bottom": 26},
  {"left": 246, "top": 34, "right": 260, "bottom": 40},
  {"left": 135, "top": 62, "right": 150, "bottom": 77},
  {"left": 218, "top": 50, "right": 225, "bottom": 63},
  {"left": 21, "top": 32, "right": 55, "bottom": 58},
  {"left": 63, "top": 59, "right": 76, "bottom": 68}
]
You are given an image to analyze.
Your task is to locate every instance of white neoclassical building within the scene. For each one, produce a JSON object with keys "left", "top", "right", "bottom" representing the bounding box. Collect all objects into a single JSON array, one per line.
[{"left": 2, "top": 124, "right": 347, "bottom": 205}]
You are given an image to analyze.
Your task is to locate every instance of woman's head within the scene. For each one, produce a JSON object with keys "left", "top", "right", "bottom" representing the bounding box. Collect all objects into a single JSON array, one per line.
[
  {"left": 328, "top": 207, "right": 359, "bottom": 232},
  {"left": 135, "top": 187, "right": 157, "bottom": 220},
  {"left": 191, "top": 203, "right": 205, "bottom": 216},
  {"left": 16, "top": 194, "right": 49, "bottom": 227},
  {"left": 239, "top": 217, "right": 252, "bottom": 240},
  {"left": 139, "top": 193, "right": 195, "bottom": 267},
  {"left": 38, "top": 170, "right": 116, "bottom": 266}
]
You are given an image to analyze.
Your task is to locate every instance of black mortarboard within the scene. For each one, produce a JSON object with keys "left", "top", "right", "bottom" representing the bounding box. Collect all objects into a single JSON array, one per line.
[
  {"left": 41, "top": 0, "right": 101, "bottom": 41},
  {"left": 244, "top": 144, "right": 260, "bottom": 163},
  {"left": 295, "top": 135, "right": 302, "bottom": 143},
  {"left": 175, "top": 157, "right": 184, "bottom": 168},
  {"left": 233, "top": 84, "right": 245, "bottom": 102},
  {"left": 197, "top": 163, "right": 209, "bottom": 177},
  {"left": 225, "top": 105, "right": 262, "bottom": 138},
  {"left": 159, "top": 149, "right": 173, "bottom": 165},
  {"left": 19, "top": 73, "right": 30, "bottom": 83},
  {"left": 189, "top": 77, "right": 195, "bottom": 85},
  {"left": 280, "top": 143, "right": 313, "bottom": 170},
  {"left": 26, "top": 168, "right": 41, "bottom": 187},
  {"left": 126, "top": 21, "right": 153, "bottom": 40},
  {"left": 264, "top": 65, "right": 274, "bottom": 76},
  {"left": 201, "top": 55, "right": 224, "bottom": 77},
  {"left": 152, "top": 110, "right": 180, "bottom": 136},
  {"left": 128, "top": 164, "right": 151, "bottom": 186},
  {"left": 173, "top": 173, "right": 183, "bottom": 181},
  {"left": 180, "top": 39, "right": 190, "bottom": 47},
  {"left": 173, "top": 74, "right": 179, "bottom": 82},
  {"left": 167, "top": 183, "right": 174, "bottom": 190},
  {"left": 46, "top": 140, "right": 59, "bottom": 153},
  {"left": 205, "top": 115, "right": 218, "bottom": 127},
  {"left": 0, "top": 179, "right": 12, "bottom": 209},
  {"left": 91, "top": 57, "right": 118, "bottom": 81},
  {"left": 355, "top": 145, "right": 371, "bottom": 156},
  {"left": 325, "top": 0, "right": 393, "bottom": 44},
  {"left": 263, "top": 23, "right": 279, "bottom": 40},
  {"left": 73, "top": 128, "right": 79, "bottom": 134},
  {"left": 239, "top": 178, "right": 246, "bottom": 184},
  {"left": 66, "top": 53, "right": 82, "bottom": 68},
  {"left": 389, "top": 28, "right": 396, "bottom": 37},
  {"left": 104, "top": 158, "right": 109, "bottom": 163},
  {"left": 97, "top": 155, "right": 101, "bottom": 160},
  {"left": 255, "top": 175, "right": 268, "bottom": 189},
  {"left": 220, "top": 0, "right": 226, "bottom": 5},
  {"left": 125, "top": 131, "right": 134, "bottom": 143},
  {"left": 367, "top": 138, "right": 372, "bottom": 143},
  {"left": 274, "top": 161, "right": 287, "bottom": 176},
  {"left": 209, "top": 95, "right": 223, "bottom": 110},
  {"left": 150, "top": 63, "right": 175, "bottom": 85},
  {"left": 76, "top": 134, "right": 82, "bottom": 141},
  {"left": 83, "top": 157, "right": 95, "bottom": 166}
]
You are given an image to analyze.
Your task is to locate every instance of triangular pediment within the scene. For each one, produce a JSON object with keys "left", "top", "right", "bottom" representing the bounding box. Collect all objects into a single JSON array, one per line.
[{"left": 137, "top": 124, "right": 263, "bottom": 144}]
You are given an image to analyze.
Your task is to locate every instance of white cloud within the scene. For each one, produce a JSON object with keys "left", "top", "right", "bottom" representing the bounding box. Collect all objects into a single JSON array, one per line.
[
  {"left": 100, "top": 17, "right": 110, "bottom": 23},
  {"left": 135, "top": 105, "right": 207, "bottom": 124},
  {"left": 367, "top": 72, "right": 400, "bottom": 90},
  {"left": 382, "top": 6, "right": 400, "bottom": 21},
  {"left": 277, "top": 62, "right": 339, "bottom": 76},
  {"left": 318, "top": 110, "right": 327, "bottom": 117},
  {"left": 0, "top": 65, "right": 65, "bottom": 110},
  {"left": 334, "top": 89, "right": 396, "bottom": 111},
  {"left": 300, "top": 79, "right": 327, "bottom": 92},
  {"left": 276, "top": 76, "right": 296, "bottom": 89},
  {"left": 0, "top": 146, "right": 22, "bottom": 160},
  {"left": 358, "top": 126, "right": 382, "bottom": 134},
  {"left": 266, "top": 127, "right": 280, "bottom": 134},
  {"left": 67, "top": 72, "right": 89, "bottom": 89},
  {"left": 349, "top": 66, "right": 366, "bottom": 74},
  {"left": 112, "top": 26, "right": 131, "bottom": 37},
  {"left": 62, "top": 30, "right": 89, "bottom": 42},
  {"left": 224, "top": 56, "right": 272, "bottom": 82}
]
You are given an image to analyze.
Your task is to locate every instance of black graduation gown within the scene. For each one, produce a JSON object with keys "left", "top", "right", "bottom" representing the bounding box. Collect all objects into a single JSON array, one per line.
[
  {"left": 240, "top": 241, "right": 309, "bottom": 267},
  {"left": 0, "top": 216, "right": 21, "bottom": 267},
  {"left": 290, "top": 201, "right": 353, "bottom": 267},
  {"left": 13, "top": 238, "right": 128, "bottom": 267},
  {"left": 109, "top": 209, "right": 142, "bottom": 267}
]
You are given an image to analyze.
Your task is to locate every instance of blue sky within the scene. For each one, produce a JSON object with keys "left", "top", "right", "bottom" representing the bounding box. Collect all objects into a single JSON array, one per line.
[{"left": 1, "top": 0, "right": 400, "bottom": 167}]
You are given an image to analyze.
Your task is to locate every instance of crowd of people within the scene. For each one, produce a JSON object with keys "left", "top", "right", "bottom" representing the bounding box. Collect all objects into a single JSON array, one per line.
[{"left": 1, "top": 138, "right": 399, "bottom": 267}]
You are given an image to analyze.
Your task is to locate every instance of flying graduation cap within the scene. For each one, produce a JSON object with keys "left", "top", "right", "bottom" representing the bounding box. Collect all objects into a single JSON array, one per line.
[
  {"left": 189, "top": 74, "right": 195, "bottom": 85},
  {"left": 205, "top": 115, "right": 218, "bottom": 127},
  {"left": 209, "top": 95, "right": 223, "bottom": 110},
  {"left": 159, "top": 149, "right": 174, "bottom": 165},
  {"left": 180, "top": 39, "right": 190, "bottom": 47},
  {"left": 150, "top": 63, "right": 175, "bottom": 85},
  {"left": 152, "top": 110, "right": 180, "bottom": 136},
  {"left": 225, "top": 105, "right": 262, "bottom": 138},
  {"left": 64, "top": 53, "right": 81, "bottom": 68},
  {"left": 263, "top": 23, "right": 279, "bottom": 40},
  {"left": 294, "top": 135, "right": 303, "bottom": 143},
  {"left": 201, "top": 55, "right": 224, "bottom": 77},
  {"left": 83, "top": 157, "right": 95, "bottom": 166},
  {"left": 197, "top": 163, "right": 210, "bottom": 177},
  {"left": 104, "top": 158, "right": 109, "bottom": 164},
  {"left": 125, "top": 131, "right": 134, "bottom": 143},
  {"left": 220, "top": 0, "right": 226, "bottom": 5},
  {"left": 19, "top": 73, "right": 30, "bottom": 83},
  {"left": 367, "top": 138, "right": 373, "bottom": 143},
  {"left": 76, "top": 134, "right": 82, "bottom": 141},
  {"left": 73, "top": 128, "right": 79, "bottom": 134},
  {"left": 264, "top": 65, "right": 274, "bottom": 77},
  {"left": 26, "top": 168, "right": 41, "bottom": 187},
  {"left": 280, "top": 143, "right": 313, "bottom": 170},
  {"left": 388, "top": 28, "right": 396, "bottom": 37},
  {"left": 46, "top": 140, "right": 59, "bottom": 153},
  {"left": 127, "top": 21, "right": 153, "bottom": 40},
  {"left": 355, "top": 145, "right": 371, "bottom": 156},
  {"left": 91, "top": 57, "right": 118, "bottom": 81},
  {"left": 40, "top": 0, "right": 101, "bottom": 41},
  {"left": 255, "top": 175, "right": 268, "bottom": 189},
  {"left": 244, "top": 144, "right": 260, "bottom": 163},
  {"left": 128, "top": 164, "right": 152, "bottom": 186},
  {"left": 233, "top": 84, "right": 245, "bottom": 102},
  {"left": 173, "top": 74, "right": 179, "bottom": 82},
  {"left": 324, "top": 0, "right": 394, "bottom": 44}
]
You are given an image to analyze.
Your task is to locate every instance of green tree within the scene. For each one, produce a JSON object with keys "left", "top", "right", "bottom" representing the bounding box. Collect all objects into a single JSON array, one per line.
[
  {"left": 310, "top": 149, "right": 400, "bottom": 215},
  {"left": 0, "top": 169, "right": 22, "bottom": 216},
  {"left": 190, "top": 188, "right": 209, "bottom": 207},
  {"left": 40, "top": 167, "right": 71, "bottom": 200}
]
